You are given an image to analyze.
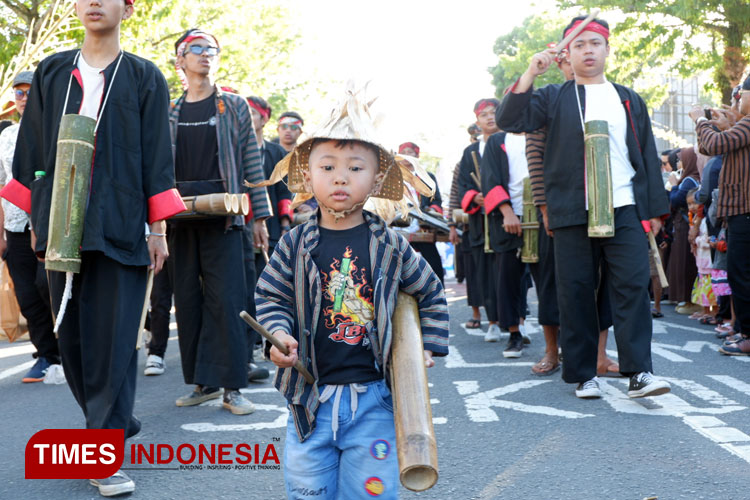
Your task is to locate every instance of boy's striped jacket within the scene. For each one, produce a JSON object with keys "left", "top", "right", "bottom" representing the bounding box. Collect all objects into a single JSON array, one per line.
[{"left": 255, "top": 210, "right": 449, "bottom": 442}]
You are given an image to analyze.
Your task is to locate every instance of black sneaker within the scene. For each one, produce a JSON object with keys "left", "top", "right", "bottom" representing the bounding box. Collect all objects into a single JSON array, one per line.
[
  {"left": 628, "top": 372, "right": 671, "bottom": 398},
  {"left": 503, "top": 334, "right": 524, "bottom": 358},
  {"left": 127, "top": 415, "right": 141, "bottom": 439},
  {"left": 248, "top": 362, "right": 270, "bottom": 382}
]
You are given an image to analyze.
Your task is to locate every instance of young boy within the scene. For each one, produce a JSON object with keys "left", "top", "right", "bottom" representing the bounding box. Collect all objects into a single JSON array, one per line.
[
  {"left": 1, "top": 0, "right": 184, "bottom": 496},
  {"left": 255, "top": 89, "right": 449, "bottom": 499}
]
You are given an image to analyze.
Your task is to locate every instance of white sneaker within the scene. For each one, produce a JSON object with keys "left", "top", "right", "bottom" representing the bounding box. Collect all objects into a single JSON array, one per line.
[
  {"left": 89, "top": 469, "right": 135, "bottom": 497},
  {"left": 484, "top": 324, "right": 501, "bottom": 342},
  {"left": 144, "top": 354, "right": 165, "bottom": 376},
  {"left": 575, "top": 377, "right": 602, "bottom": 399}
]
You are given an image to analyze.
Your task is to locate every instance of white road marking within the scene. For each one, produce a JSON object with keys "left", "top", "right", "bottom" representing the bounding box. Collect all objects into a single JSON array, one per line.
[
  {"left": 432, "top": 417, "right": 447, "bottom": 425},
  {"left": 445, "top": 346, "right": 534, "bottom": 368},
  {"left": 456, "top": 380, "right": 595, "bottom": 422},
  {"left": 0, "top": 342, "right": 35, "bottom": 360},
  {"left": 430, "top": 398, "right": 440, "bottom": 404},
  {"left": 664, "top": 377, "right": 739, "bottom": 407},
  {"left": 182, "top": 404, "right": 288, "bottom": 432},
  {"left": 0, "top": 360, "right": 35, "bottom": 381},
  {"left": 650, "top": 344, "right": 692, "bottom": 363},
  {"left": 708, "top": 375, "right": 750, "bottom": 397}
]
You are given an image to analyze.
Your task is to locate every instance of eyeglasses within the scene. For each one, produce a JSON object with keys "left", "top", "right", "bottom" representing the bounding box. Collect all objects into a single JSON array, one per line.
[
  {"left": 186, "top": 45, "right": 219, "bottom": 56},
  {"left": 280, "top": 124, "right": 300, "bottom": 131},
  {"left": 14, "top": 89, "right": 30, "bottom": 99}
]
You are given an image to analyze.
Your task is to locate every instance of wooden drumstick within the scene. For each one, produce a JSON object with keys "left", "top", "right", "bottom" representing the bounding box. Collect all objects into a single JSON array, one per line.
[
  {"left": 136, "top": 268, "right": 155, "bottom": 350},
  {"left": 648, "top": 232, "right": 669, "bottom": 289},
  {"left": 239, "top": 310, "right": 315, "bottom": 384}
]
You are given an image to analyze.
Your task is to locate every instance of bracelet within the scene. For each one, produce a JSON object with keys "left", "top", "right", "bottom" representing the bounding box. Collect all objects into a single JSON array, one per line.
[
  {"left": 695, "top": 116, "right": 708, "bottom": 125},
  {"left": 148, "top": 232, "right": 166, "bottom": 237}
]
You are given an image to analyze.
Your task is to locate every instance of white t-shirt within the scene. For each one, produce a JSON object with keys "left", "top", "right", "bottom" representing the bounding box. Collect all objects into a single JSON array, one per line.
[
  {"left": 504, "top": 133, "right": 528, "bottom": 216},
  {"left": 478, "top": 136, "right": 486, "bottom": 158},
  {"left": 583, "top": 81, "right": 635, "bottom": 208},
  {"left": 77, "top": 55, "right": 105, "bottom": 120}
]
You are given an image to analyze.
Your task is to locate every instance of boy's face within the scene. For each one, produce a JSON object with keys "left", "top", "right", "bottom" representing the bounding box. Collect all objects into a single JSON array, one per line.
[
  {"left": 75, "top": 0, "right": 132, "bottom": 32},
  {"left": 306, "top": 141, "right": 381, "bottom": 214},
  {"left": 249, "top": 107, "right": 268, "bottom": 132},
  {"left": 177, "top": 39, "right": 219, "bottom": 78},
  {"left": 476, "top": 106, "right": 498, "bottom": 136},
  {"left": 740, "top": 90, "right": 750, "bottom": 116},
  {"left": 568, "top": 32, "right": 609, "bottom": 80}
]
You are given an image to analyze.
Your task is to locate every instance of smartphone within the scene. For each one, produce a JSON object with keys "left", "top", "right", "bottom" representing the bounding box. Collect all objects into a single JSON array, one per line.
[{"left": 704, "top": 108, "right": 712, "bottom": 120}]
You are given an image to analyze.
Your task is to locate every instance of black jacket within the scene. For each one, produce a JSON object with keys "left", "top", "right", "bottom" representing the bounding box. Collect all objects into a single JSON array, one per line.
[
  {"left": 480, "top": 132, "right": 522, "bottom": 253},
  {"left": 260, "top": 140, "right": 292, "bottom": 246},
  {"left": 496, "top": 80, "right": 668, "bottom": 230},
  {"left": 456, "top": 141, "right": 486, "bottom": 248},
  {"left": 6, "top": 50, "right": 181, "bottom": 266},
  {"left": 419, "top": 172, "right": 443, "bottom": 214}
]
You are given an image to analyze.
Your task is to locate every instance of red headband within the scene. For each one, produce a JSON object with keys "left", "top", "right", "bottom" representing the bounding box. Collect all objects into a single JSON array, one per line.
[
  {"left": 474, "top": 100, "right": 496, "bottom": 117},
  {"left": 563, "top": 20, "right": 610, "bottom": 45},
  {"left": 125, "top": 0, "right": 134, "bottom": 4},
  {"left": 247, "top": 99, "right": 270, "bottom": 121},
  {"left": 398, "top": 142, "right": 419, "bottom": 156}
]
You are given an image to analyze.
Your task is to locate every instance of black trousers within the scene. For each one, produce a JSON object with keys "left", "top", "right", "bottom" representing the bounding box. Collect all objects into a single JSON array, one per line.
[
  {"left": 471, "top": 246, "right": 499, "bottom": 322},
  {"left": 243, "top": 225, "right": 260, "bottom": 361},
  {"left": 727, "top": 214, "right": 750, "bottom": 335},
  {"left": 529, "top": 225, "right": 560, "bottom": 327},
  {"left": 5, "top": 229, "right": 58, "bottom": 362},
  {"left": 147, "top": 261, "right": 172, "bottom": 358},
  {"left": 553, "top": 206, "right": 653, "bottom": 383},
  {"left": 49, "top": 251, "right": 145, "bottom": 434},
  {"left": 411, "top": 242, "right": 445, "bottom": 286},
  {"left": 494, "top": 249, "right": 523, "bottom": 330},
  {"left": 170, "top": 224, "right": 248, "bottom": 389}
]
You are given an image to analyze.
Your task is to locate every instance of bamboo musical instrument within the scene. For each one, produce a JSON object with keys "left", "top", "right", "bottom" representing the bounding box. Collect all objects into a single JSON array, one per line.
[
  {"left": 173, "top": 193, "right": 250, "bottom": 218},
  {"left": 470, "top": 151, "right": 492, "bottom": 253},
  {"left": 584, "top": 120, "right": 615, "bottom": 237},
  {"left": 136, "top": 268, "right": 155, "bottom": 350},
  {"left": 452, "top": 209, "right": 469, "bottom": 225},
  {"left": 648, "top": 232, "right": 669, "bottom": 288},
  {"left": 239, "top": 311, "right": 315, "bottom": 385},
  {"left": 520, "top": 177, "right": 539, "bottom": 263},
  {"left": 390, "top": 292, "right": 438, "bottom": 492},
  {"left": 45, "top": 114, "right": 96, "bottom": 273}
]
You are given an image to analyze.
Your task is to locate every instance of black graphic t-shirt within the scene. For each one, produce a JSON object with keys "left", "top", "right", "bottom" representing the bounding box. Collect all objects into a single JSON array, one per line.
[
  {"left": 175, "top": 93, "right": 223, "bottom": 196},
  {"left": 312, "top": 222, "right": 381, "bottom": 385}
]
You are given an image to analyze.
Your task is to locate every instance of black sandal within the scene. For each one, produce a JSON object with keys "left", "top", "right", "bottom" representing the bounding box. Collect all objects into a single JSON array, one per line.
[{"left": 465, "top": 319, "right": 481, "bottom": 329}]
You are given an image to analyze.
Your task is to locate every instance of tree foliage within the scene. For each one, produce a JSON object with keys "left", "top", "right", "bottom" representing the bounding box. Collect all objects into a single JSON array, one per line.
[
  {"left": 0, "top": 0, "right": 303, "bottom": 122},
  {"left": 559, "top": 0, "right": 750, "bottom": 104}
]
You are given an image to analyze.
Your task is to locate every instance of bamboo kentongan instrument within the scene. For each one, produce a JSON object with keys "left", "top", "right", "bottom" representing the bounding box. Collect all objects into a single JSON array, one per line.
[
  {"left": 390, "top": 292, "right": 438, "bottom": 492},
  {"left": 584, "top": 120, "right": 615, "bottom": 238},
  {"left": 136, "top": 268, "right": 155, "bottom": 350},
  {"left": 239, "top": 311, "right": 315, "bottom": 385},
  {"left": 173, "top": 193, "right": 249, "bottom": 218},
  {"left": 520, "top": 177, "right": 540, "bottom": 263},
  {"left": 45, "top": 114, "right": 97, "bottom": 273}
]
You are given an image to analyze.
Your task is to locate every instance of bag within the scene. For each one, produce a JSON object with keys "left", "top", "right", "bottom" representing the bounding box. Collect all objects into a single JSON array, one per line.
[{"left": 0, "top": 259, "right": 22, "bottom": 342}]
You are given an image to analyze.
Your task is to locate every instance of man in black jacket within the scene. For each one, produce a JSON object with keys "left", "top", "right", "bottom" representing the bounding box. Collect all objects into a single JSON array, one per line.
[
  {"left": 0, "top": 0, "right": 185, "bottom": 495},
  {"left": 496, "top": 15, "right": 670, "bottom": 399}
]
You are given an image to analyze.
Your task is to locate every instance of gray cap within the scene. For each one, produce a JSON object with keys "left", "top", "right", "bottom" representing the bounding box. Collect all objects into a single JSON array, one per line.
[{"left": 12, "top": 71, "right": 33, "bottom": 88}]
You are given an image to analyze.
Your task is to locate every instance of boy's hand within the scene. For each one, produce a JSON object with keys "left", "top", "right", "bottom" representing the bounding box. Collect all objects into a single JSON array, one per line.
[
  {"left": 424, "top": 350, "right": 435, "bottom": 368},
  {"left": 270, "top": 330, "right": 298, "bottom": 368}
]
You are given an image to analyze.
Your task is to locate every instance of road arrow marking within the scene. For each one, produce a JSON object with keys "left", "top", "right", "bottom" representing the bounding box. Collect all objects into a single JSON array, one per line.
[
  {"left": 455, "top": 380, "right": 595, "bottom": 421},
  {"left": 445, "top": 346, "right": 534, "bottom": 368}
]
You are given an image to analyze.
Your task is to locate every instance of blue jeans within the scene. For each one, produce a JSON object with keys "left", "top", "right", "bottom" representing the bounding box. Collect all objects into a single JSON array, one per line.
[{"left": 284, "top": 379, "right": 399, "bottom": 499}]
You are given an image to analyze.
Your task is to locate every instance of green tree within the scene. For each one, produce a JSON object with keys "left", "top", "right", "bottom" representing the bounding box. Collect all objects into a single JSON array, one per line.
[{"left": 560, "top": 0, "right": 750, "bottom": 104}]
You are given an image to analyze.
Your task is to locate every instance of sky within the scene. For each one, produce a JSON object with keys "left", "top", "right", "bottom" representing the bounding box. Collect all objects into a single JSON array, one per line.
[{"left": 286, "top": 0, "right": 558, "bottom": 191}]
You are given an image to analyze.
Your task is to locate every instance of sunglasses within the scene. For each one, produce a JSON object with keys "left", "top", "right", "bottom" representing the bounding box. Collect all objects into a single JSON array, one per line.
[
  {"left": 280, "top": 123, "right": 300, "bottom": 131},
  {"left": 186, "top": 45, "right": 219, "bottom": 56},
  {"left": 14, "top": 89, "right": 30, "bottom": 99}
]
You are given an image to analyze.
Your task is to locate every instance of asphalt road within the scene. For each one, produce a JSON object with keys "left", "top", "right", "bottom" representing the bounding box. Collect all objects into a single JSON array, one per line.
[{"left": 1, "top": 278, "right": 749, "bottom": 500}]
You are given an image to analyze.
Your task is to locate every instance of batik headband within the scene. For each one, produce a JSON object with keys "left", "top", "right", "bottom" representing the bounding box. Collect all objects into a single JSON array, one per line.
[
  {"left": 474, "top": 99, "right": 500, "bottom": 116},
  {"left": 279, "top": 116, "right": 302, "bottom": 127},
  {"left": 398, "top": 142, "right": 420, "bottom": 156}
]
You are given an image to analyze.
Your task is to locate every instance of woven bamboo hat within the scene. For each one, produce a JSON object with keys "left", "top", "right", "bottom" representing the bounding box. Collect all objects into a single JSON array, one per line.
[{"left": 251, "top": 82, "right": 434, "bottom": 220}]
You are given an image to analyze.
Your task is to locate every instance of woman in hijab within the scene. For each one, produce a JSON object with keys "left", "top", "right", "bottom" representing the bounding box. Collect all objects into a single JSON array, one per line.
[{"left": 667, "top": 147, "right": 701, "bottom": 312}]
